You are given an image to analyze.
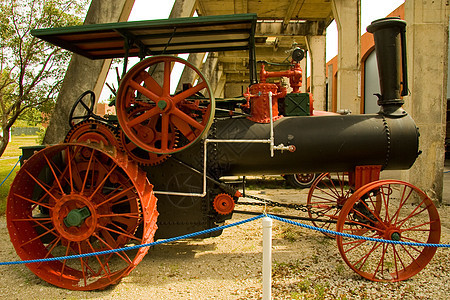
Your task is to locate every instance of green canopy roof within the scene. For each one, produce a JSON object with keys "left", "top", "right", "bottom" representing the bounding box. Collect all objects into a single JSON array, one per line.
[{"left": 32, "top": 14, "right": 257, "bottom": 60}]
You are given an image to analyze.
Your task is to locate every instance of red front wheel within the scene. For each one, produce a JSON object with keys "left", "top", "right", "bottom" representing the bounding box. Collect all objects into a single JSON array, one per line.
[{"left": 336, "top": 180, "right": 441, "bottom": 282}]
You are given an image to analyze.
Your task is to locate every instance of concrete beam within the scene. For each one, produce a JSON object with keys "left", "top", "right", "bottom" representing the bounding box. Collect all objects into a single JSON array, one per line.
[
  {"left": 404, "top": 0, "right": 449, "bottom": 203},
  {"left": 150, "top": 0, "right": 199, "bottom": 91},
  {"left": 257, "top": 21, "right": 327, "bottom": 37},
  {"left": 169, "top": 0, "right": 197, "bottom": 18},
  {"left": 43, "top": 0, "right": 135, "bottom": 144},
  {"left": 306, "top": 35, "right": 327, "bottom": 111},
  {"left": 234, "top": 0, "right": 248, "bottom": 14},
  {"left": 282, "top": 0, "right": 303, "bottom": 29},
  {"left": 331, "top": 0, "right": 361, "bottom": 114}
]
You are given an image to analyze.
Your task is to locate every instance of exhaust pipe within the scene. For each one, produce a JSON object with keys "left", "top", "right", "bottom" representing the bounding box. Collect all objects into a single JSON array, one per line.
[{"left": 367, "top": 17, "right": 408, "bottom": 115}]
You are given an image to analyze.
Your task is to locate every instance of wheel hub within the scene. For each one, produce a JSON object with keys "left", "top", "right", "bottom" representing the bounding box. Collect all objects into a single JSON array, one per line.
[
  {"left": 64, "top": 207, "right": 91, "bottom": 227},
  {"left": 384, "top": 226, "right": 402, "bottom": 241},
  {"left": 52, "top": 194, "right": 97, "bottom": 242},
  {"left": 157, "top": 99, "right": 168, "bottom": 110},
  {"left": 390, "top": 232, "right": 401, "bottom": 241}
]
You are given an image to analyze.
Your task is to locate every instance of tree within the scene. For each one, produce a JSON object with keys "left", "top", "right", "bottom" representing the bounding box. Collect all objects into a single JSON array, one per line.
[{"left": 0, "top": 0, "right": 87, "bottom": 157}]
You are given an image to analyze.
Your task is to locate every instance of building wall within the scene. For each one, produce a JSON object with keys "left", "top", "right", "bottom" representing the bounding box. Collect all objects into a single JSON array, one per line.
[{"left": 325, "top": 4, "right": 405, "bottom": 113}]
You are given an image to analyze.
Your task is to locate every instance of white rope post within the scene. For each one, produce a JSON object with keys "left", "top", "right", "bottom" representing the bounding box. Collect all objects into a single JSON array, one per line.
[{"left": 262, "top": 216, "right": 272, "bottom": 300}]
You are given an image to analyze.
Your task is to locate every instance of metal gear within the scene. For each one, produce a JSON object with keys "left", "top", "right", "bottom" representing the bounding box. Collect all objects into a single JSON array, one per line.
[
  {"left": 119, "top": 106, "right": 177, "bottom": 166},
  {"left": 64, "top": 120, "right": 122, "bottom": 150},
  {"left": 213, "top": 193, "right": 235, "bottom": 215}
]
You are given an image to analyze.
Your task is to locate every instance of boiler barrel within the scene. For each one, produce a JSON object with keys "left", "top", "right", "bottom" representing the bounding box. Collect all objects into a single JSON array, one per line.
[{"left": 213, "top": 114, "right": 419, "bottom": 176}]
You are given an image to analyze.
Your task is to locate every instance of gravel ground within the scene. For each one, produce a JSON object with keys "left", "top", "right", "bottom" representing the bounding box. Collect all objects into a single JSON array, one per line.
[{"left": 0, "top": 187, "right": 449, "bottom": 299}]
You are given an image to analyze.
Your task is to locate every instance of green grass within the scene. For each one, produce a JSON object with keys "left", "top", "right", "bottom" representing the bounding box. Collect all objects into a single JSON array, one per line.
[
  {"left": 0, "top": 135, "right": 39, "bottom": 215},
  {"left": 2, "top": 135, "right": 39, "bottom": 157}
]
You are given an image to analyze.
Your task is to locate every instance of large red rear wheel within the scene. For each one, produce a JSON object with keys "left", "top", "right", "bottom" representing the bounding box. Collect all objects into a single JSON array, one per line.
[
  {"left": 336, "top": 180, "right": 441, "bottom": 282},
  {"left": 116, "top": 55, "right": 215, "bottom": 154},
  {"left": 7, "top": 144, "right": 158, "bottom": 290}
]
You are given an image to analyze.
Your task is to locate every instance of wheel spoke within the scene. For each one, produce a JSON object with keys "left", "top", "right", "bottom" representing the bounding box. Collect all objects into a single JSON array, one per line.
[
  {"left": 81, "top": 149, "right": 95, "bottom": 195},
  {"left": 396, "top": 201, "right": 429, "bottom": 228},
  {"left": 372, "top": 243, "right": 388, "bottom": 279},
  {"left": 19, "top": 228, "right": 57, "bottom": 248},
  {"left": 94, "top": 232, "right": 132, "bottom": 265},
  {"left": 381, "top": 185, "right": 392, "bottom": 223},
  {"left": 129, "top": 79, "right": 160, "bottom": 103},
  {"left": 43, "top": 153, "right": 65, "bottom": 194},
  {"left": 392, "top": 244, "right": 405, "bottom": 271},
  {"left": 126, "top": 106, "right": 160, "bottom": 128},
  {"left": 13, "top": 193, "right": 53, "bottom": 210},
  {"left": 358, "top": 198, "right": 386, "bottom": 227},
  {"left": 401, "top": 220, "right": 435, "bottom": 232},
  {"left": 171, "top": 113, "right": 196, "bottom": 141},
  {"left": 172, "top": 81, "right": 207, "bottom": 104},
  {"left": 161, "top": 114, "right": 169, "bottom": 150},
  {"left": 173, "top": 107, "right": 205, "bottom": 131},
  {"left": 37, "top": 236, "right": 61, "bottom": 269},
  {"left": 97, "top": 225, "right": 140, "bottom": 241},
  {"left": 392, "top": 186, "right": 414, "bottom": 224},
  {"left": 142, "top": 71, "right": 163, "bottom": 96},
  {"left": 98, "top": 212, "right": 141, "bottom": 219},
  {"left": 23, "top": 170, "right": 60, "bottom": 203},
  {"left": 88, "top": 164, "right": 118, "bottom": 200},
  {"left": 308, "top": 173, "right": 349, "bottom": 238},
  {"left": 398, "top": 244, "right": 421, "bottom": 265},
  {"left": 95, "top": 185, "right": 136, "bottom": 208},
  {"left": 163, "top": 60, "right": 171, "bottom": 96},
  {"left": 355, "top": 242, "right": 382, "bottom": 271},
  {"left": 77, "top": 242, "right": 88, "bottom": 287},
  {"left": 86, "top": 240, "right": 113, "bottom": 282}
]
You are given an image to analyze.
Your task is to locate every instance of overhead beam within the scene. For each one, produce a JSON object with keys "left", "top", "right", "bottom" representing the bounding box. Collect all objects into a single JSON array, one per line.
[
  {"left": 257, "top": 21, "right": 327, "bottom": 37},
  {"left": 234, "top": 0, "right": 248, "bottom": 14},
  {"left": 283, "top": 0, "right": 305, "bottom": 29},
  {"left": 169, "top": 0, "right": 197, "bottom": 18}
]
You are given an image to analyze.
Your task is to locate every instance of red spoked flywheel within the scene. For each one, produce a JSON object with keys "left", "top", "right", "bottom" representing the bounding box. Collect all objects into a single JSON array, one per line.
[
  {"left": 6, "top": 143, "right": 158, "bottom": 290},
  {"left": 116, "top": 55, "right": 215, "bottom": 154}
]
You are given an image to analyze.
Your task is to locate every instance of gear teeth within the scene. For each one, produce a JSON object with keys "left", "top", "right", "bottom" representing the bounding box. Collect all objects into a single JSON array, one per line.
[
  {"left": 213, "top": 193, "right": 235, "bottom": 215},
  {"left": 64, "top": 120, "right": 122, "bottom": 151}
]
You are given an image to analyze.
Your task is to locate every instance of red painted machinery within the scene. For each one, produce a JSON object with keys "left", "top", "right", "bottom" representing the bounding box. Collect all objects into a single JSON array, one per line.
[{"left": 6, "top": 15, "right": 441, "bottom": 290}]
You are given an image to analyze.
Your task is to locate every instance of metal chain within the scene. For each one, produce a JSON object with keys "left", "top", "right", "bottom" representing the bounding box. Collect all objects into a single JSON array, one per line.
[{"left": 237, "top": 193, "right": 331, "bottom": 218}]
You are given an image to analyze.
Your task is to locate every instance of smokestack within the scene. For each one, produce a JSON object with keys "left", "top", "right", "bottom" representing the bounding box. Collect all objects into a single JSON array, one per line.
[{"left": 367, "top": 17, "right": 408, "bottom": 114}]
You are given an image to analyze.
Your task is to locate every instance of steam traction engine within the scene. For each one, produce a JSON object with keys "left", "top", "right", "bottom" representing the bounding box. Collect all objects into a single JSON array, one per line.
[{"left": 6, "top": 15, "right": 441, "bottom": 290}]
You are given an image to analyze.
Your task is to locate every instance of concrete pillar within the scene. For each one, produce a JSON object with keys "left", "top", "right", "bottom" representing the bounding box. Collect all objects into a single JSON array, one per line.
[
  {"left": 331, "top": 0, "right": 361, "bottom": 114},
  {"left": 169, "top": 0, "right": 197, "bottom": 18},
  {"left": 43, "top": 0, "right": 135, "bottom": 144},
  {"left": 306, "top": 35, "right": 327, "bottom": 111},
  {"left": 299, "top": 56, "right": 307, "bottom": 93},
  {"left": 201, "top": 53, "right": 225, "bottom": 97},
  {"left": 404, "top": 0, "right": 449, "bottom": 203},
  {"left": 171, "top": 0, "right": 200, "bottom": 92},
  {"left": 176, "top": 53, "right": 206, "bottom": 91}
]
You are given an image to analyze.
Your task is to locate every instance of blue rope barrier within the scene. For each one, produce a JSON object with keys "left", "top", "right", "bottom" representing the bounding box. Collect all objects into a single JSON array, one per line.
[
  {"left": 0, "top": 213, "right": 448, "bottom": 266},
  {"left": 0, "top": 155, "right": 22, "bottom": 188},
  {"left": 267, "top": 214, "right": 450, "bottom": 248},
  {"left": 0, "top": 214, "right": 264, "bottom": 266}
]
